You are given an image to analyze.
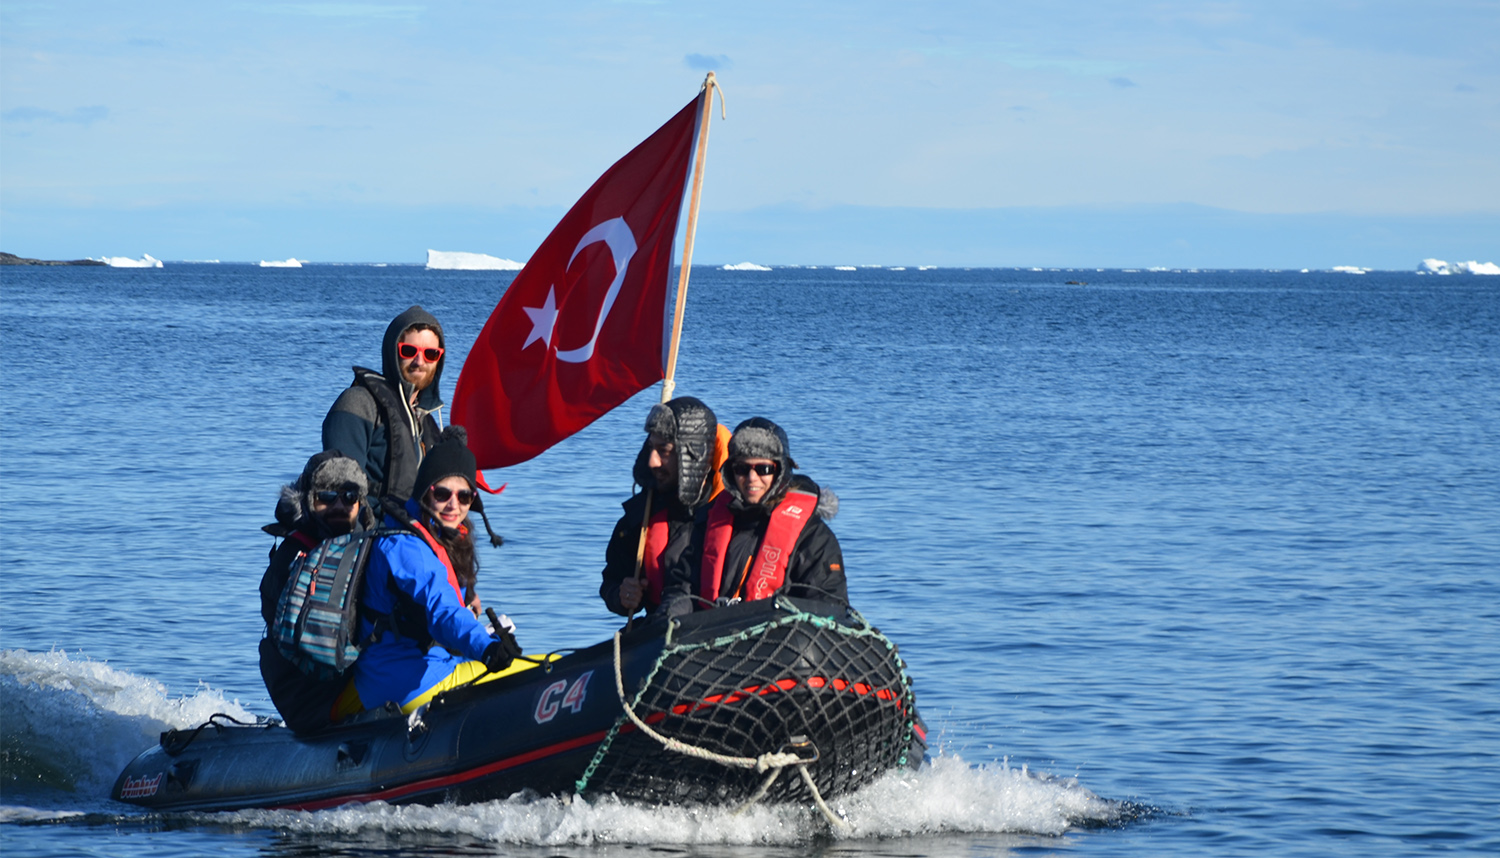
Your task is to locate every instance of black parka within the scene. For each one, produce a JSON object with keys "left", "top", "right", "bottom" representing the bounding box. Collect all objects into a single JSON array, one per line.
[
  {"left": 599, "top": 396, "right": 721, "bottom": 616},
  {"left": 598, "top": 491, "right": 698, "bottom": 616},
  {"left": 660, "top": 474, "right": 847, "bottom": 615}
]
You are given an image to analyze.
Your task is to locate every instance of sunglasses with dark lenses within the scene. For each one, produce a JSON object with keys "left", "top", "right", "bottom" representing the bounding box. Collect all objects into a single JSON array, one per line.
[
  {"left": 731, "top": 462, "right": 780, "bottom": 478},
  {"left": 397, "top": 343, "right": 445, "bottom": 363},
  {"left": 314, "top": 488, "right": 361, "bottom": 506},
  {"left": 429, "top": 485, "right": 475, "bottom": 505}
]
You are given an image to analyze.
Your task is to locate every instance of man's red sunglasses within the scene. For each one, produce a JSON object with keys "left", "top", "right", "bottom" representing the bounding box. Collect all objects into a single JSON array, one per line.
[{"left": 398, "top": 343, "right": 444, "bottom": 362}]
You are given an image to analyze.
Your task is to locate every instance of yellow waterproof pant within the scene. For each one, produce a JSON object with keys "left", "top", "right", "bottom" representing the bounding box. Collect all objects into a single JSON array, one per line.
[{"left": 331, "top": 654, "right": 554, "bottom": 721}]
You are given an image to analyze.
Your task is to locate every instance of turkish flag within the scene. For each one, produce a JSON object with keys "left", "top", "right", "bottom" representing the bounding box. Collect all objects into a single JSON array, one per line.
[{"left": 453, "top": 96, "right": 700, "bottom": 469}]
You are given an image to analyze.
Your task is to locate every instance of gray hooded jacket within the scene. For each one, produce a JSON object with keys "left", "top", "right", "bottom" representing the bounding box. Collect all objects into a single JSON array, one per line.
[{"left": 321, "top": 306, "right": 446, "bottom": 503}]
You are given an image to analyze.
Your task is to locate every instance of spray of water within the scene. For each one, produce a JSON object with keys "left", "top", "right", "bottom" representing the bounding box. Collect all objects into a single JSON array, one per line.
[{"left": 2, "top": 649, "right": 1126, "bottom": 841}]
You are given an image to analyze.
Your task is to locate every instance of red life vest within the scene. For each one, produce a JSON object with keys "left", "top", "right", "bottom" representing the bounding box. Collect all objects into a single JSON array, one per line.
[
  {"left": 641, "top": 508, "right": 671, "bottom": 607},
  {"left": 699, "top": 490, "right": 820, "bottom": 602},
  {"left": 405, "top": 519, "right": 466, "bottom": 604}
]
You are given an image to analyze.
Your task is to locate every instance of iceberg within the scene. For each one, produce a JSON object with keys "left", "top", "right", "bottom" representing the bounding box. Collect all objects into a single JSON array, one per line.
[
  {"left": 259, "top": 258, "right": 303, "bottom": 268},
  {"left": 1419, "top": 258, "right": 1499, "bottom": 275},
  {"left": 426, "top": 250, "right": 524, "bottom": 271},
  {"left": 834, "top": 265, "right": 857, "bottom": 271},
  {"left": 1332, "top": 265, "right": 1369, "bottom": 274},
  {"left": 100, "top": 253, "right": 162, "bottom": 268},
  {"left": 721, "top": 261, "right": 772, "bottom": 271}
]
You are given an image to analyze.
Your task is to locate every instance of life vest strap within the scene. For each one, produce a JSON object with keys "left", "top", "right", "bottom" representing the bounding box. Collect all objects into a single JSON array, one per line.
[
  {"left": 700, "top": 490, "right": 819, "bottom": 603},
  {"left": 641, "top": 508, "right": 671, "bottom": 608}
]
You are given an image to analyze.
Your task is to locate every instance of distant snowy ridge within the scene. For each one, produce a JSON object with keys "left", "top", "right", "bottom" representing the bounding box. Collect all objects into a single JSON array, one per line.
[
  {"left": 427, "top": 250, "right": 524, "bottom": 271},
  {"left": 99, "top": 253, "right": 162, "bottom": 268},
  {"left": 259, "top": 258, "right": 303, "bottom": 268},
  {"left": 721, "top": 261, "right": 771, "bottom": 271},
  {"left": 1420, "top": 258, "right": 1499, "bottom": 275}
]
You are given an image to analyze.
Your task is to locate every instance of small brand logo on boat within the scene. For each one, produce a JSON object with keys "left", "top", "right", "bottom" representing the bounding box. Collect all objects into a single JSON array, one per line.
[
  {"left": 533, "top": 670, "right": 593, "bottom": 723},
  {"left": 120, "top": 772, "right": 163, "bottom": 798}
]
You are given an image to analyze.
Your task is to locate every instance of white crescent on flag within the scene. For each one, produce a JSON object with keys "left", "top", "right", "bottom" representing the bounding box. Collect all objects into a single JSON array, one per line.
[
  {"left": 451, "top": 95, "right": 700, "bottom": 469},
  {"left": 520, "top": 217, "right": 638, "bottom": 363}
]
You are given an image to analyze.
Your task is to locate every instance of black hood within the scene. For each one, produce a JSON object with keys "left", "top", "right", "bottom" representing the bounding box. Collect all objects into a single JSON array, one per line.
[
  {"left": 632, "top": 396, "right": 720, "bottom": 510},
  {"left": 380, "top": 305, "right": 446, "bottom": 412}
]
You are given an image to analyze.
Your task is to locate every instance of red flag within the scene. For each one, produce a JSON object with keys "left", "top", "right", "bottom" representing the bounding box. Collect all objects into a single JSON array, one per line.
[{"left": 452, "top": 96, "right": 700, "bottom": 469}]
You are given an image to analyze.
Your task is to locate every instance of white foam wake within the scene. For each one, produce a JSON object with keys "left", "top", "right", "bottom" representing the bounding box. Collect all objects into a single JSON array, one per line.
[
  {"left": 1, "top": 652, "right": 1123, "bottom": 841},
  {"left": 426, "top": 250, "right": 524, "bottom": 270},
  {"left": 1420, "top": 258, "right": 1499, "bottom": 275},
  {"left": 99, "top": 254, "right": 162, "bottom": 268},
  {"left": 721, "top": 261, "right": 772, "bottom": 271},
  {"left": 210, "top": 755, "right": 1116, "bottom": 844},
  {"left": 0, "top": 649, "right": 255, "bottom": 796}
]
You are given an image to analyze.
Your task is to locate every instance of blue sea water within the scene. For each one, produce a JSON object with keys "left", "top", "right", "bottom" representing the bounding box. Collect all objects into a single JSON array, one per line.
[{"left": 1, "top": 263, "right": 1497, "bottom": 856}]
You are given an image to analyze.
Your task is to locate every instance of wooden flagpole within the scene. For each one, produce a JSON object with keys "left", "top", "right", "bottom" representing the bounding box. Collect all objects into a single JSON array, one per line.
[
  {"left": 631, "top": 72, "right": 724, "bottom": 607},
  {"left": 660, "top": 71, "right": 723, "bottom": 404}
]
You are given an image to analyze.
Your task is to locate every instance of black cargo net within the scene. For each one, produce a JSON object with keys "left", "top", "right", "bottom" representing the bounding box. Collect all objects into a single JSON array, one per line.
[{"left": 576, "top": 601, "right": 917, "bottom": 807}]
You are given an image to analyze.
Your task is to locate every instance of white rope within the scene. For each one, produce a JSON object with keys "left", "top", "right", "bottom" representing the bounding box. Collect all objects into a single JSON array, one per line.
[{"left": 611, "top": 629, "right": 850, "bottom": 830}]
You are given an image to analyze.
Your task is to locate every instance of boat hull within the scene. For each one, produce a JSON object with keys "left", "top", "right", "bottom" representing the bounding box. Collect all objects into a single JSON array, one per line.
[{"left": 113, "top": 598, "right": 925, "bottom": 811}]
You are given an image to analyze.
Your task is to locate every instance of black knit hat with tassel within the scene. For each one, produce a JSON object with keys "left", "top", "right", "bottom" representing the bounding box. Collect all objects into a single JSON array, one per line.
[{"left": 413, "top": 426, "right": 503, "bottom": 547}]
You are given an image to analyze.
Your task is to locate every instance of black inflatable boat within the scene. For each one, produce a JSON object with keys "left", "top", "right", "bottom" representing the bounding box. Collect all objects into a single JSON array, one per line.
[{"left": 113, "top": 597, "right": 926, "bottom": 812}]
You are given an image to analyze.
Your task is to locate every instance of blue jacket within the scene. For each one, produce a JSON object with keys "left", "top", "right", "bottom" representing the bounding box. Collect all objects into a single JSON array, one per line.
[{"left": 352, "top": 502, "right": 493, "bottom": 710}]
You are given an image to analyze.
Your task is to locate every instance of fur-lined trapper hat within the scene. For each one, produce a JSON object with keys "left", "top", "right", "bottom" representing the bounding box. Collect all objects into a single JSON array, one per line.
[
  {"left": 723, "top": 416, "right": 800, "bottom": 508},
  {"left": 412, "top": 426, "right": 503, "bottom": 546},
  {"left": 269, "top": 450, "right": 369, "bottom": 532},
  {"left": 633, "top": 396, "right": 721, "bottom": 510}
]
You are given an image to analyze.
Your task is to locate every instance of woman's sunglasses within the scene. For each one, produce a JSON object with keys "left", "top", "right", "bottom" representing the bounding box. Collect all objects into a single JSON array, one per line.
[
  {"left": 313, "top": 488, "right": 361, "bottom": 506},
  {"left": 397, "top": 343, "right": 444, "bottom": 363},
  {"left": 429, "top": 485, "right": 475, "bottom": 505},
  {"left": 731, "top": 462, "right": 779, "bottom": 478}
]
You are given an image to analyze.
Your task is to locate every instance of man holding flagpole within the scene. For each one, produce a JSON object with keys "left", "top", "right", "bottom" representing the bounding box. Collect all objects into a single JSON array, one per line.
[{"left": 599, "top": 396, "right": 728, "bottom": 617}]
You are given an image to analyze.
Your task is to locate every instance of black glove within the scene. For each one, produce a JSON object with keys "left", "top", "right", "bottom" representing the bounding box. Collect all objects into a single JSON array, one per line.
[{"left": 483, "top": 628, "right": 522, "bottom": 672}]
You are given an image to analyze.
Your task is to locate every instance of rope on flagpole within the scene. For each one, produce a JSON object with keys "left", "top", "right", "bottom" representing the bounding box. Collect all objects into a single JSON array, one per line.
[{"left": 661, "top": 72, "right": 723, "bottom": 403}]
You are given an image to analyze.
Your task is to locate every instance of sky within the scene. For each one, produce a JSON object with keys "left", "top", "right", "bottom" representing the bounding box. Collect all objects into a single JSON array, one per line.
[{"left": 2, "top": 1, "right": 1497, "bottom": 268}]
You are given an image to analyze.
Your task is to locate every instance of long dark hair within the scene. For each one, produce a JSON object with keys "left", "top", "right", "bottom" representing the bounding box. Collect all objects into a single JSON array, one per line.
[
  {"left": 425, "top": 510, "right": 479, "bottom": 604},
  {"left": 441, "top": 524, "right": 478, "bottom": 604}
]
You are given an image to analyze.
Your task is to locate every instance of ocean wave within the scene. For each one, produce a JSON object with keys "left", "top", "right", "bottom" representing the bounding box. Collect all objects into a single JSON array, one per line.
[
  {"left": 426, "top": 250, "right": 524, "bottom": 271},
  {"left": 833, "top": 266, "right": 857, "bottom": 271},
  {"left": 99, "top": 254, "right": 162, "bottom": 268},
  {"left": 721, "top": 262, "right": 772, "bottom": 271},
  {"left": 1, "top": 649, "right": 255, "bottom": 796}
]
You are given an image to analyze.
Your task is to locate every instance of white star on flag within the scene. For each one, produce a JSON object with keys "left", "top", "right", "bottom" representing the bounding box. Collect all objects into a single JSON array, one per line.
[{"left": 522, "top": 286, "right": 560, "bottom": 350}]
